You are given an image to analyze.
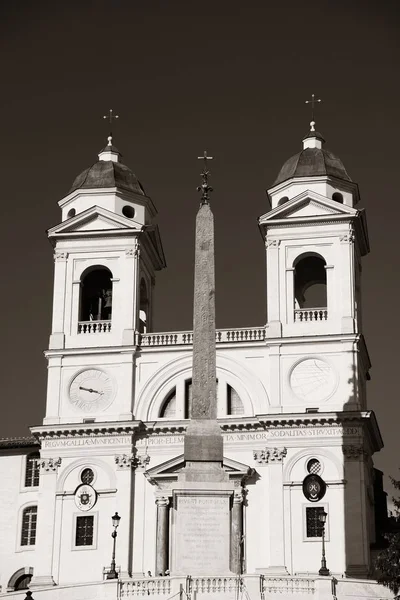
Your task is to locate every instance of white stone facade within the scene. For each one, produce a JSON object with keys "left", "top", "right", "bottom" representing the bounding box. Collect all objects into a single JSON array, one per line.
[{"left": 0, "top": 133, "right": 391, "bottom": 600}]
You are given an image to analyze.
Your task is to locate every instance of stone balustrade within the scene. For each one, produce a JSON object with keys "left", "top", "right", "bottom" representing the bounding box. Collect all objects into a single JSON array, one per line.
[
  {"left": 119, "top": 575, "right": 317, "bottom": 598},
  {"left": 188, "top": 576, "right": 240, "bottom": 594},
  {"left": 120, "top": 577, "right": 172, "bottom": 597},
  {"left": 78, "top": 320, "right": 112, "bottom": 334},
  {"left": 262, "top": 576, "right": 315, "bottom": 594},
  {"left": 138, "top": 327, "right": 265, "bottom": 347},
  {"left": 294, "top": 308, "right": 328, "bottom": 322}
]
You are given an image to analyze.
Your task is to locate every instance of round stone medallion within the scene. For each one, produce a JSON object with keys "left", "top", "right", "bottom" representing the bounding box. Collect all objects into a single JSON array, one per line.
[{"left": 290, "top": 358, "right": 336, "bottom": 403}]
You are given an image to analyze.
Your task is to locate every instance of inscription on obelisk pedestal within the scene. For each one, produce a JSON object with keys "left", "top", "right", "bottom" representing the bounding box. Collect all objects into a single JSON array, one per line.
[{"left": 174, "top": 493, "right": 231, "bottom": 575}]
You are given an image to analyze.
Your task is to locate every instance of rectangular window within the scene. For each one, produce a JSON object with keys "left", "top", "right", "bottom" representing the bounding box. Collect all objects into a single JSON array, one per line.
[
  {"left": 25, "top": 454, "right": 40, "bottom": 487},
  {"left": 75, "top": 515, "right": 94, "bottom": 546},
  {"left": 306, "top": 506, "right": 325, "bottom": 538},
  {"left": 21, "top": 506, "right": 37, "bottom": 546}
]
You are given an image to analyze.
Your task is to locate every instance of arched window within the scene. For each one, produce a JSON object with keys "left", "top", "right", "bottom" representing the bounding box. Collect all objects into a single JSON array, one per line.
[
  {"left": 80, "top": 267, "right": 113, "bottom": 322},
  {"left": 332, "top": 192, "right": 343, "bottom": 203},
  {"left": 294, "top": 254, "right": 327, "bottom": 311},
  {"left": 160, "top": 388, "right": 176, "bottom": 418},
  {"left": 7, "top": 568, "right": 34, "bottom": 592},
  {"left": 139, "top": 279, "right": 149, "bottom": 333},
  {"left": 25, "top": 452, "right": 40, "bottom": 487},
  {"left": 227, "top": 385, "right": 244, "bottom": 415},
  {"left": 21, "top": 506, "right": 38, "bottom": 546},
  {"left": 14, "top": 573, "right": 32, "bottom": 590}
]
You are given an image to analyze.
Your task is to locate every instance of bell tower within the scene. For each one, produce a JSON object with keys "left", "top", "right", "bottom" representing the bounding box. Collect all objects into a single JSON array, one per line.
[
  {"left": 43, "top": 136, "right": 166, "bottom": 425},
  {"left": 259, "top": 121, "right": 369, "bottom": 413}
]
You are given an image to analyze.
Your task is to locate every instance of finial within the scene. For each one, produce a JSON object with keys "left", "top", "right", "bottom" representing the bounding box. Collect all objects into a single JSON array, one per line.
[
  {"left": 107, "top": 135, "right": 113, "bottom": 146},
  {"left": 197, "top": 151, "right": 213, "bottom": 204},
  {"left": 305, "top": 94, "right": 322, "bottom": 128}
]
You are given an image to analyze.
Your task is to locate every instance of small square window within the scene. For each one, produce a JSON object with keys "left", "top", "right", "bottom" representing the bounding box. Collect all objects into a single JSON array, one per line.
[
  {"left": 75, "top": 515, "right": 94, "bottom": 547},
  {"left": 306, "top": 506, "right": 325, "bottom": 538}
]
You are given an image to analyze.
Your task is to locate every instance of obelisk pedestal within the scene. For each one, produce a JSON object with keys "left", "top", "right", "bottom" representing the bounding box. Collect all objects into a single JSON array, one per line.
[{"left": 172, "top": 161, "right": 234, "bottom": 575}]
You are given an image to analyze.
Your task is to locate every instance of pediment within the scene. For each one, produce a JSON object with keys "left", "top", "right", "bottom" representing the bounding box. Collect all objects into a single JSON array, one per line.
[
  {"left": 48, "top": 206, "right": 142, "bottom": 237},
  {"left": 259, "top": 190, "right": 357, "bottom": 224},
  {"left": 145, "top": 454, "right": 254, "bottom": 489}
]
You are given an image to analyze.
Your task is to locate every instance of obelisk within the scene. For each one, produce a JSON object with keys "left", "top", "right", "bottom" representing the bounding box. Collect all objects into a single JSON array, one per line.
[
  {"left": 173, "top": 153, "right": 233, "bottom": 576},
  {"left": 182, "top": 151, "right": 225, "bottom": 481}
]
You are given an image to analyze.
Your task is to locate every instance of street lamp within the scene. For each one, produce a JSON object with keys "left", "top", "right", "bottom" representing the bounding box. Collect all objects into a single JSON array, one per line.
[
  {"left": 107, "top": 512, "right": 121, "bottom": 580},
  {"left": 318, "top": 510, "right": 330, "bottom": 576}
]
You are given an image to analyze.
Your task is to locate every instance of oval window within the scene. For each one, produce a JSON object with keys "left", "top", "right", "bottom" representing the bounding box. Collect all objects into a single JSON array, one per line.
[{"left": 122, "top": 205, "right": 135, "bottom": 219}]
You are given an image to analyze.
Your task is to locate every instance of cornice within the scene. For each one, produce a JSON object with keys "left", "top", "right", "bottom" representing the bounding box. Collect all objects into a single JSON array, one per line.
[
  {"left": 44, "top": 346, "right": 138, "bottom": 358},
  {"left": 31, "top": 420, "right": 144, "bottom": 440},
  {"left": 27, "top": 411, "right": 382, "bottom": 453}
]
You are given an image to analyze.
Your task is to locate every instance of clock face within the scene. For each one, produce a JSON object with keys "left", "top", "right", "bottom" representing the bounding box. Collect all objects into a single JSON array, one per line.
[{"left": 69, "top": 369, "right": 115, "bottom": 413}]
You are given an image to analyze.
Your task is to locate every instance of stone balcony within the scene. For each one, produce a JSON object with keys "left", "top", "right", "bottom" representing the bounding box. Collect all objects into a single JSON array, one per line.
[
  {"left": 294, "top": 308, "right": 328, "bottom": 322},
  {"left": 137, "top": 326, "right": 266, "bottom": 347},
  {"left": 78, "top": 320, "right": 112, "bottom": 334}
]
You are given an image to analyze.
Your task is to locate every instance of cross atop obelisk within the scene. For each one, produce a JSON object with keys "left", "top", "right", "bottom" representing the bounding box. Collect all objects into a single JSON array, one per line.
[
  {"left": 197, "top": 151, "right": 213, "bottom": 204},
  {"left": 182, "top": 152, "right": 225, "bottom": 479}
]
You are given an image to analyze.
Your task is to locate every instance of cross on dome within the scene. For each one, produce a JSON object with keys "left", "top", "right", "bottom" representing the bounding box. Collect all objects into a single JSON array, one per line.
[{"left": 305, "top": 94, "right": 322, "bottom": 123}]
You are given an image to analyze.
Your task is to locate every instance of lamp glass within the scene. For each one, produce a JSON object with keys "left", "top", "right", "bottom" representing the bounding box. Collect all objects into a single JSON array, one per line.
[
  {"left": 318, "top": 510, "right": 327, "bottom": 524},
  {"left": 112, "top": 512, "right": 121, "bottom": 528}
]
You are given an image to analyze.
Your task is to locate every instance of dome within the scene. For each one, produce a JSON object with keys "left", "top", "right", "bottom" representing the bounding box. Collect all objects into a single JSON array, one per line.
[
  {"left": 69, "top": 160, "right": 146, "bottom": 195},
  {"left": 273, "top": 125, "right": 352, "bottom": 187}
]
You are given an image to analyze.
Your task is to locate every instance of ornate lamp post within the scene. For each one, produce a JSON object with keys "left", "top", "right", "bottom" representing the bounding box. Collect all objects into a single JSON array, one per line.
[
  {"left": 107, "top": 512, "right": 121, "bottom": 580},
  {"left": 318, "top": 510, "right": 330, "bottom": 576}
]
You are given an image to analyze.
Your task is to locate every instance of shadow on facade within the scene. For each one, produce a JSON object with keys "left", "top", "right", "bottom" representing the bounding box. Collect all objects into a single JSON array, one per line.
[{"left": 341, "top": 362, "right": 387, "bottom": 579}]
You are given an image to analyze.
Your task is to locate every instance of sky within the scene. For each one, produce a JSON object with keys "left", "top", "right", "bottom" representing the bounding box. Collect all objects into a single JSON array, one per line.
[{"left": 0, "top": 0, "right": 399, "bottom": 496}]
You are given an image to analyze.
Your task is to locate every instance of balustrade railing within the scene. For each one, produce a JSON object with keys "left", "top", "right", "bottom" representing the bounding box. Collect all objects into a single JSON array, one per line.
[
  {"left": 120, "top": 575, "right": 316, "bottom": 598},
  {"left": 78, "top": 320, "right": 112, "bottom": 334},
  {"left": 294, "top": 308, "right": 328, "bottom": 322},
  {"left": 262, "top": 576, "right": 315, "bottom": 594},
  {"left": 120, "top": 577, "right": 171, "bottom": 597},
  {"left": 139, "top": 327, "right": 265, "bottom": 347},
  {"left": 189, "top": 576, "right": 240, "bottom": 593}
]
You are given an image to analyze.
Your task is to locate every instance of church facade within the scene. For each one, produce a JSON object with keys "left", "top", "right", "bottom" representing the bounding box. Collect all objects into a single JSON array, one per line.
[{"left": 0, "top": 126, "right": 392, "bottom": 600}]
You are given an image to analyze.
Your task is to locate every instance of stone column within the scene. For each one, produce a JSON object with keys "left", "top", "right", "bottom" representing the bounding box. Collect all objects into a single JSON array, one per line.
[
  {"left": 155, "top": 496, "right": 170, "bottom": 576},
  {"left": 253, "top": 447, "right": 287, "bottom": 574},
  {"left": 230, "top": 489, "right": 244, "bottom": 574},
  {"left": 29, "top": 457, "right": 61, "bottom": 588}
]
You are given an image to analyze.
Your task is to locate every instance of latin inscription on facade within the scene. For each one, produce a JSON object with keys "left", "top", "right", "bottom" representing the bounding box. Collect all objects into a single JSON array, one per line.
[
  {"left": 174, "top": 495, "right": 231, "bottom": 574},
  {"left": 136, "top": 427, "right": 361, "bottom": 447},
  {"left": 42, "top": 435, "right": 132, "bottom": 449}
]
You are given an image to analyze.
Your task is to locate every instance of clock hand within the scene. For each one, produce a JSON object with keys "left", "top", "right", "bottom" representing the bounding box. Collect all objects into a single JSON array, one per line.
[{"left": 79, "top": 386, "right": 104, "bottom": 395}]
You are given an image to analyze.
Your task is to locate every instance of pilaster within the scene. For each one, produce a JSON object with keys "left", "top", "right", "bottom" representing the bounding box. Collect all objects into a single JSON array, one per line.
[
  {"left": 131, "top": 453, "right": 150, "bottom": 575},
  {"left": 342, "top": 445, "right": 370, "bottom": 577},
  {"left": 253, "top": 447, "right": 287, "bottom": 574},
  {"left": 114, "top": 454, "right": 135, "bottom": 579},
  {"left": 29, "top": 457, "right": 62, "bottom": 588}
]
